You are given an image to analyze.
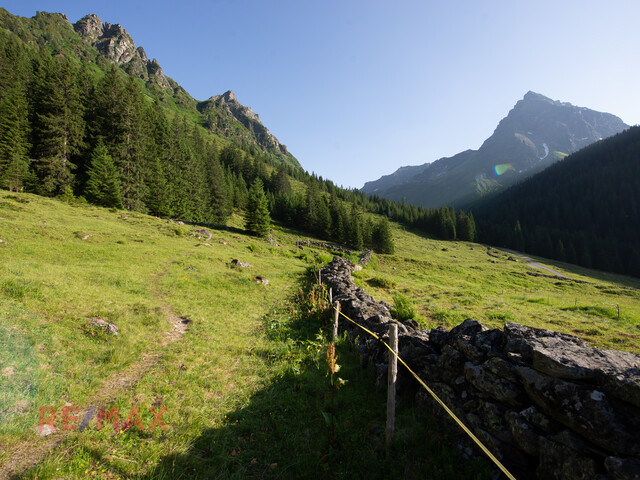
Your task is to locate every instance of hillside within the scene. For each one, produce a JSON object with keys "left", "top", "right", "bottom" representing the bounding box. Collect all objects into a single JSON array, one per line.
[
  {"left": 473, "top": 125, "right": 640, "bottom": 278},
  {"left": 0, "top": 8, "right": 299, "bottom": 167},
  {"left": 1, "top": 192, "right": 639, "bottom": 478},
  {"left": 362, "top": 92, "right": 628, "bottom": 208}
]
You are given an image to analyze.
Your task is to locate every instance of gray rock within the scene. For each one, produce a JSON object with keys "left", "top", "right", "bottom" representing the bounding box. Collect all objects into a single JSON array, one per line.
[
  {"left": 437, "top": 345, "right": 465, "bottom": 383},
  {"left": 464, "top": 362, "right": 525, "bottom": 408},
  {"left": 537, "top": 434, "right": 599, "bottom": 480},
  {"left": 605, "top": 456, "right": 640, "bottom": 479},
  {"left": 505, "top": 411, "right": 541, "bottom": 456},
  {"left": 516, "top": 365, "right": 640, "bottom": 456},
  {"left": 231, "top": 259, "right": 252, "bottom": 268},
  {"left": 519, "top": 405, "right": 561, "bottom": 434},
  {"left": 450, "top": 318, "right": 487, "bottom": 338}
]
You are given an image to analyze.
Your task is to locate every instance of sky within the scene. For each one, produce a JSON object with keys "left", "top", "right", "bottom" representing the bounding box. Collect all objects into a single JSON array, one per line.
[{"left": 3, "top": 1, "right": 640, "bottom": 189}]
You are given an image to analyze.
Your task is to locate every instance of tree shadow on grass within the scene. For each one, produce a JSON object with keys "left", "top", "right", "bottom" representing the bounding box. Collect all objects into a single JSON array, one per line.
[{"left": 134, "top": 337, "right": 493, "bottom": 480}]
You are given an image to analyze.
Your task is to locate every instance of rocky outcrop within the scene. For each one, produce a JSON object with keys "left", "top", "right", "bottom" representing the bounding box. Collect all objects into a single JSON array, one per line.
[
  {"left": 200, "top": 90, "right": 290, "bottom": 157},
  {"left": 73, "top": 14, "right": 170, "bottom": 88},
  {"left": 320, "top": 256, "right": 640, "bottom": 480}
]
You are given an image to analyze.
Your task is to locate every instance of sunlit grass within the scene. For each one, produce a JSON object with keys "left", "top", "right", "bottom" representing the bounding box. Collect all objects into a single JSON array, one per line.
[{"left": 1, "top": 192, "right": 639, "bottom": 479}]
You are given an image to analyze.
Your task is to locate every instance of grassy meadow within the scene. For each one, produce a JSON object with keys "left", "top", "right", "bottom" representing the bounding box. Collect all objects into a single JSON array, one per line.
[
  {"left": 355, "top": 225, "right": 640, "bottom": 354},
  {"left": 0, "top": 191, "right": 638, "bottom": 479}
]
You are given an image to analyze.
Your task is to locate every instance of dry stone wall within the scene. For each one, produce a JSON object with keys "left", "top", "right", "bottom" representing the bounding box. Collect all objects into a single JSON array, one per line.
[{"left": 320, "top": 256, "right": 640, "bottom": 480}]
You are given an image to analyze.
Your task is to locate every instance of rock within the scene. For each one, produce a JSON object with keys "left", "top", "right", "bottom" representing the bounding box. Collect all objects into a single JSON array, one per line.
[
  {"left": 483, "top": 357, "right": 520, "bottom": 383},
  {"left": 231, "top": 259, "right": 252, "bottom": 268},
  {"left": 505, "top": 411, "right": 541, "bottom": 456},
  {"left": 518, "top": 405, "right": 561, "bottom": 434},
  {"left": 516, "top": 365, "right": 640, "bottom": 456},
  {"left": 473, "top": 328, "right": 506, "bottom": 357},
  {"left": 194, "top": 228, "right": 212, "bottom": 240},
  {"left": 605, "top": 456, "right": 640, "bottom": 479},
  {"left": 536, "top": 434, "right": 599, "bottom": 480},
  {"left": 455, "top": 335, "right": 485, "bottom": 363},
  {"left": 477, "top": 400, "right": 513, "bottom": 443},
  {"left": 253, "top": 276, "right": 269, "bottom": 285},
  {"left": 450, "top": 318, "right": 486, "bottom": 338},
  {"left": 505, "top": 322, "right": 640, "bottom": 408},
  {"left": 504, "top": 322, "right": 588, "bottom": 363},
  {"left": 34, "top": 424, "right": 57, "bottom": 437},
  {"left": 359, "top": 250, "right": 373, "bottom": 265},
  {"left": 428, "top": 326, "right": 451, "bottom": 349},
  {"left": 89, "top": 317, "right": 118, "bottom": 336},
  {"left": 437, "top": 345, "right": 465, "bottom": 383},
  {"left": 464, "top": 362, "right": 525, "bottom": 408}
]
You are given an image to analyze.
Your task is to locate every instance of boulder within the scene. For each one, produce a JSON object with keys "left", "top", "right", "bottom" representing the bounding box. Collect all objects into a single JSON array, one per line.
[
  {"left": 516, "top": 366, "right": 640, "bottom": 456},
  {"left": 231, "top": 259, "right": 252, "bottom": 268}
]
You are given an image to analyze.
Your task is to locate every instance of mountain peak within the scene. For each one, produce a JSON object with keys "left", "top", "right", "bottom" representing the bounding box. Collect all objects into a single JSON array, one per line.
[
  {"left": 361, "top": 92, "right": 628, "bottom": 207},
  {"left": 222, "top": 90, "right": 237, "bottom": 102}
]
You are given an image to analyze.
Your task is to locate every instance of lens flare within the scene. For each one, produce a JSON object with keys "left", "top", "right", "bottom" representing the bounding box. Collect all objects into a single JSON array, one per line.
[{"left": 493, "top": 163, "right": 513, "bottom": 176}]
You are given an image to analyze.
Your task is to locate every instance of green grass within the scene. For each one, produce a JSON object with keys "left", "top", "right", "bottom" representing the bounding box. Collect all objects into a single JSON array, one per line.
[
  {"left": 1, "top": 191, "right": 639, "bottom": 479},
  {"left": 360, "top": 224, "right": 640, "bottom": 353}
]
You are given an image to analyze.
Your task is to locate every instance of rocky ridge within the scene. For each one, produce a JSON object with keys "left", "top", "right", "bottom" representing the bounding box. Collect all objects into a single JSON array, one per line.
[
  {"left": 361, "top": 92, "right": 628, "bottom": 208},
  {"left": 199, "top": 90, "right": 291, "bottom": 157},
  {"left": 321, "top": 256, "right": 640, "bottom": 480},
  {"left": 73, "top": 14, "right": 170, "bottom": 88}
]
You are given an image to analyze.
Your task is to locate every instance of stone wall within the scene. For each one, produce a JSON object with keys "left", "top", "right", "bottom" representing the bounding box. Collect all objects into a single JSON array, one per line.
[{"left": 320, "top": 256, "right": 640, "bottom": 480}]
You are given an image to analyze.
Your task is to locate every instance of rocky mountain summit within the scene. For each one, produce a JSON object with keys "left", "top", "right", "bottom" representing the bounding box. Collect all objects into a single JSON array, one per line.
[
  {"left": 362, "top": 92, "right": 628, "bottom": 208},
  {"left": 73, "top": 14, "right": 170, "bottom": 88},
  {"left": 199, "top": 90, "right": 291, "bottom": 157}
]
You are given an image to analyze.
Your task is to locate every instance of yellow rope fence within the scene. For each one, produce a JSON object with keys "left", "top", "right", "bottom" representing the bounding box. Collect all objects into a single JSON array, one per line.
[{"left": 336, "top": 306, "right": 517, "bottom": 480}]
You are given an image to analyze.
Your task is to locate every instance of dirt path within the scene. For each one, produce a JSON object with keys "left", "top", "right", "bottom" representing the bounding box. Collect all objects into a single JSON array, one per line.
[
  {"left": 501, "top": 248, "right": 571, "bottom": 279},
  {"left": 0, "top": 270, "right": 188, "bottom": 480}
]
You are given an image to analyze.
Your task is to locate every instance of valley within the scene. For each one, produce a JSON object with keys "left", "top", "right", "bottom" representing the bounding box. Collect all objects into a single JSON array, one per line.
[{"left": 1, "top": 192, "right": 638, "bottom": 478}]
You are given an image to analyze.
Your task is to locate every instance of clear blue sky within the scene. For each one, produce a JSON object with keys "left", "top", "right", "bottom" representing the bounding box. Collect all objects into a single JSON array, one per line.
[{"left": 3, "top": 1, "right": 639, "bottom": 189}]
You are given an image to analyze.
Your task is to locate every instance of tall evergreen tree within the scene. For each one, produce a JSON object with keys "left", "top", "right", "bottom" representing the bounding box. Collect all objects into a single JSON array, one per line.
[
  {"left": 31, "top": 58, "right": 85, "bottom": 195},
  {"left": 0, "top": 37, "right": 31, "bottom": 192},
  {"left": 85, "top": 140, "right": 122, "bottom": 208},
  {"left": 372, "top": 217, "right": 395, "bottom": 254},
  {"left": 244, "top": 178, "right": 271, "bottom": 237}
]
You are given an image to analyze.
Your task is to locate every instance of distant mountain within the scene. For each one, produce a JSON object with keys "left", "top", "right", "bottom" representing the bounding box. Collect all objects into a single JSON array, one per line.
[
  {"left": 0, "top": 9, "right": 299, "bottom": 167},
  {"left": 473, "top": 125, "right": 640, "bottom": 277},
  {"left": 362, "top": 92, "right": 628, "bottom": 207}
]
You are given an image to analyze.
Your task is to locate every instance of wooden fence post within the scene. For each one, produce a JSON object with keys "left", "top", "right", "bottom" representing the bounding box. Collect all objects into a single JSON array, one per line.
[
  {"left": 386, "top": 323, "right": 398, "bottom": 446},
  {"left": 333, "top": 302, "right": 340, "bottom": 343}
]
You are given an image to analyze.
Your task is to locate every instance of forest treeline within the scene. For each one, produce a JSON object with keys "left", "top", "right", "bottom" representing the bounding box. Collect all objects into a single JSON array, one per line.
[
  {"left": 473, "top": 126, "right": 640, "bottom": 277},
  {"left": 0, "top": 31, "right": 476, "bottom": 254}
]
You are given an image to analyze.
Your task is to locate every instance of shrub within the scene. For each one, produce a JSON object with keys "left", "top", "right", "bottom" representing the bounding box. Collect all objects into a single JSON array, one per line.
[
  {"left": 366, "top": 276, "right": 397, "bottom": 289},
  {"left": 391, "top": 293, "right": 417, "bottom": 322}
]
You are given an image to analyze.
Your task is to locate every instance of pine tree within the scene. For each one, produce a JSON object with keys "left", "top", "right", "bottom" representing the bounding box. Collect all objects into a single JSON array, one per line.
[
  {"left": 31, "top": 58, "right": 85, "bottom": 195},
  {"left": 244, "top": 178, "right": 271, "bottom": 237},
  {"left": 85, "top": 140, "right": 122, "bottom": 208},
  {"left": 372, "top": 217, "right": 395, "bottom": 254},
  {"left": 0, "top": 38, "right": 31, "bottom": 192},
  {"left": 0, "top": 84, "right": 31, "bottom": 192}
]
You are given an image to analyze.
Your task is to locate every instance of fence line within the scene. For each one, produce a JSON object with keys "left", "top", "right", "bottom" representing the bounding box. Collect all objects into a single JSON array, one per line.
[{"left": 334, "top": 305, "right": 517, "bottom": 480}]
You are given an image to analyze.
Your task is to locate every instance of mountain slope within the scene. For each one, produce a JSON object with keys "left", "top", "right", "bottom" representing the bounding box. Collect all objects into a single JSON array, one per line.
[
  {"left": 0, "top": 8, "right": 299, "bottom": 167},
  {"left": 473, "top": 125, "right": 640, "bottom": 277},
  {"left": 362, "top": 92, "right": 628, "bottom": 207}
]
